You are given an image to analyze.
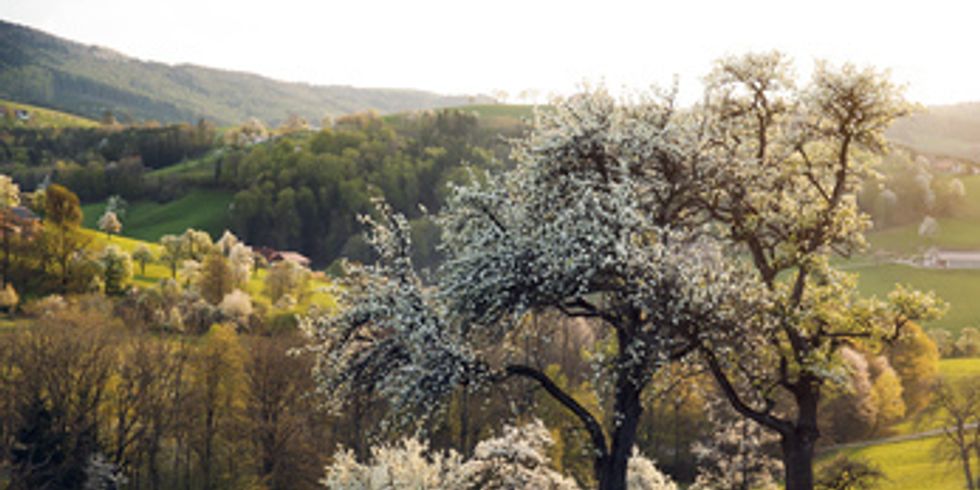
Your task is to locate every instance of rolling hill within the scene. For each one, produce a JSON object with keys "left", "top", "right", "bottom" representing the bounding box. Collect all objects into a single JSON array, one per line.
[
  {"left": 0, "top": 97, "right": 98, "bottom": 128},
  {"left": 0, "top": 19, "right": 493, "bottom": 126},
  {"left": 887, "top": 102, "right": 980, "bottom": 163}
]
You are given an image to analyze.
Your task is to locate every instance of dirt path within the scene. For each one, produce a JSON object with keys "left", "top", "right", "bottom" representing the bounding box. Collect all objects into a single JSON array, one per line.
[{"left": 820, "top": 423, "right": 978, "bottom": 453}]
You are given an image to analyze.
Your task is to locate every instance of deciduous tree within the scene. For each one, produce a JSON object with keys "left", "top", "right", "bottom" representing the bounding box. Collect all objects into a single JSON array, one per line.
[
  {"left": 302, "top": 87, "right": 758, "bottom": 490},
  {"left": 690, "top": 53, "right": 942, "bottom": 490},
  {"left": 197, "top": 252, "right": 235, "bottom": 305},
  {"left": 132, "top": 245, "right": 154, "bottom": 276},
  {"left": 97, "top": 211, "right": 122, "bottom": 240}
]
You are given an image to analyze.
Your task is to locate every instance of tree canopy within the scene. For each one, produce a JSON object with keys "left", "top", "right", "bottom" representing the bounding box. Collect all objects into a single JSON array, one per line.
[{"left": 302, "top": 52, "right": 945, "bottom": 490}]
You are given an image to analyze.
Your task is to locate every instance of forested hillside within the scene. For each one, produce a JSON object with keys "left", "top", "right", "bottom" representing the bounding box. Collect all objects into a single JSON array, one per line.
[{"left": 0, "top": 20, "right": 492, "bottom": 125}]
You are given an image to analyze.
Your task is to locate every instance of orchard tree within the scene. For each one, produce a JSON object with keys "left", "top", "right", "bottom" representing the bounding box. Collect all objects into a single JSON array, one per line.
[
  {"left": 689, "top": 52, "right": 944, "bottom": 489},
  {"left": 98, "top": 211, "right": 122, "bottom": 240},
  {"left": 98, "top": 245, "right": 133, "bottom": 296},
  {"left": 303, "top": 53, "right": 943, "bottom": 490},
  {"left": 301, "top": 86, "right": 758, "bottom": 490},
  {"left": 105, "top": 195, "right": 127, "bottom": 220},
  {"left": 264, "top": 260, "right": 309, "bottom": 303},
  {"left": 931, "top": 378, "right": 980, "bottom": 490},
  {"left": 132, "top": 245, "right": 154, "bottom": 276},
  {"left": 885, "top": 323, "right": 939, "bottom": 413},
  {"left": 159, "top": 235, "right": 184, "bottom": 279},
  {"left": 180, "top": 229, "right": 214, "bottom": 262}
]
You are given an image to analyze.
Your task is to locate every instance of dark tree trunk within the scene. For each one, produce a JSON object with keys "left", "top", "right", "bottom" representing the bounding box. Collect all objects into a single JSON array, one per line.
[
  {"left": 961, "top": 445, "right": 976, "bottom": 490},
  {"left": 599, "top": 360, "right": 644, "bottom": 490},
  {"left": 203, "top": 406, "right": 214, "bottom": 490},
  {"left": 783, "top": 382, "right": 820, "bottom": 490},
  {"left": 781, "top": 433, "right": 816, "bottom": 490}
]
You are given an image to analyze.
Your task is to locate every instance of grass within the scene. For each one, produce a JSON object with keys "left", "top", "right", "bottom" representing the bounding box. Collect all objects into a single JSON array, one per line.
[
  {"left": 146, "top": 149, "right": 222, "bottom": 178},
  {"left": 386, "top": 103, "right": 536, "bottom": 133},
  {"left": 886, "top": 359, "right": 980, "bottom": 436},
  {"left": 82, "top": 229, "right": 168, "bottom": 288},
  {"left": 82, "top": 190, "right": 234, "bottom": 242},
  {"left": 0, "top": 98, "right": 99, "bottom": 128},
  {"left": 849, "top": 262, "right": 980, "bottom": 334},
  {"left": 829, "top": 359, "right": 980, "bottom": 490},
  {"left": 82, "top": 227, "right": 337, "bottom": 311},
  {"left": 824, "top": 436, "right": 964, "bottom": 490},
  {"left": 823, "top": 357, "right": 980, "bottom": 489}
]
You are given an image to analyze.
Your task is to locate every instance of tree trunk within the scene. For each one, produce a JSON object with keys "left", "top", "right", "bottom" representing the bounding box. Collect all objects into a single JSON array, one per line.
[
  {"left": 204, "top": 406, "right": 214, "bottom": 490},
  {"left": 598, "top": 376, "right": 643, "bottom": 490},
  {"left": 783, "top": 383, "right": 820, "bottom": 490},
  {"left": 781, "top": 433, "right": 816, "bottom": 490},
  {"left": 961, "top": 445, "right": 976, "bottom": 490}
]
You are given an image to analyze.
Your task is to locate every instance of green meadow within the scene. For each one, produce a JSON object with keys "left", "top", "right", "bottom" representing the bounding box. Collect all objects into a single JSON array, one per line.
[
  {"left": 82, "top": 190, "right": 235, "bottom": 242},
  {"left": 0, "top": 98, "right": 98, "bottom": 128}
]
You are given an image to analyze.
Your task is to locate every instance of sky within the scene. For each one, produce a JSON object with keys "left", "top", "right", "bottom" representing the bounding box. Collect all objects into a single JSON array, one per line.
[{"left": 3, "top": 0, "right": 980, "bottom": 105}]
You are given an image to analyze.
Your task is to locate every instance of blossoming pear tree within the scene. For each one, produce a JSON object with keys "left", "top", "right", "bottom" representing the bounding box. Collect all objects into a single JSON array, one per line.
[
  {"left": 301, "top": 86, "right": 754, "bottom": 490},
  {"left": 691, "top": 52, "right": 945, "bottom": 490},
  {"left": 302, "top": 52, "right": 945, "bottom": 490}
]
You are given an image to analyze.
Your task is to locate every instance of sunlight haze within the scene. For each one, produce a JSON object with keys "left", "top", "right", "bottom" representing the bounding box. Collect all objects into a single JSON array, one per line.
[{"left": 4, "top": 0, "right": 980, "bottom": 105}]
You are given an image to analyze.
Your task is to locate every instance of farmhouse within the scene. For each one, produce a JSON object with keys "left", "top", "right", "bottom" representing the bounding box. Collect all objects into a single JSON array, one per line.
[
  {"left": 923, "top": 248, "right": 980, "bottom": 269},
  {"left": 255, "top": 246, "right": 311, "bottom": 267}
]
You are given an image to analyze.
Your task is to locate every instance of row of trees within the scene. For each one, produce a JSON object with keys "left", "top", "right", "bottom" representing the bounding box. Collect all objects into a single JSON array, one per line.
[
  {"left": 0, "top": 120, "right": 216, "bottom": 169},
  {"left": 0, "top": 121, "right": 219, "bottom": 202},
  {"left": 0, "top": 300, "right": 328, "bottom": 490},
  {"left": 302, "top": 52, "right": 944, "bottom": 490}
]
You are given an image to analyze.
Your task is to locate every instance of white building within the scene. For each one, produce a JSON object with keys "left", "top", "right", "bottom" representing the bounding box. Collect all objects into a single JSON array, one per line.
[{"left": 923, "top": 248, "right": 980, "bottom": 269}]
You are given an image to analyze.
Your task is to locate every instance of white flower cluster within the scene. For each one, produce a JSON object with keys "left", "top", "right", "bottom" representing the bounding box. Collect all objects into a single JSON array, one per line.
[
  {"left": 321, "top": 420, "right": 675, "bottom": 490},
  {"left": 299, "top": 201, "right": 474, "bottom": 430},
  {"left": 690, "top": 401, "right": 781, "bottom": 490}
]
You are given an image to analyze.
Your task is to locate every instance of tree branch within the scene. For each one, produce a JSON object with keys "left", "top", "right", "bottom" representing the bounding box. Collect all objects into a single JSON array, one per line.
[
  {"left": 503, "top": 363, "right": 609, "bottom": 461},
  {"left": 700, "top": 348, "right": 791, "bottom": 436}
]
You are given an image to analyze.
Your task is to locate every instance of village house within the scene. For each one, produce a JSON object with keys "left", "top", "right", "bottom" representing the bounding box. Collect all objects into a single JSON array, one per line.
[
  {"left": 255, "top": 246, "right": 312, "bottom": 267},
  {"left": 922, "top": 248, "right": 980, "bottom": 269}
]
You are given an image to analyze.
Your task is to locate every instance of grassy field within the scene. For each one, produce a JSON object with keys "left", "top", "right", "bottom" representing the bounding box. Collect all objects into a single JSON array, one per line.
[
  {"left": 885, "top": 359, "right": 980, "bottom": 436},
  {"left": 0, "top": 98, "right": 98, "bottom": 128},
  {"left": 849, "top": 262, "right": 980, "bottom": 334},
  {"left": 822, "top": 358, "right": 980, "bottom": 490},
  {"left": 145, "top": 149, "right": 222, "bottom": 179},
  {"left": 82, "top": 227, "right": 336, "bottom": 311},
  {"left": 826, "top": 435, "right": 963, "bottom": 490},
  {"left": 82, "top": 190, "right": 234, "bottom": 242},
  {"left": 386, "top": 103, "right": 536, "bottom": 133},
  {"left": 850, "top": 175, "right": 980, "bottom": 334}
]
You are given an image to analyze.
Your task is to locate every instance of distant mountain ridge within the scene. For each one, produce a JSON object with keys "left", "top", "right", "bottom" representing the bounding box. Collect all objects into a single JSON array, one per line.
[{"left": 0, "top": 19, "right": 492, "bottom": 125}]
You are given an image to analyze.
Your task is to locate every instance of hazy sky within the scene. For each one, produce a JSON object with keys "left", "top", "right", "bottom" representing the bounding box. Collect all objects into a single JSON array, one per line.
[{"left": 4, "top": 0, "right": 980, "bottom": 105}]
